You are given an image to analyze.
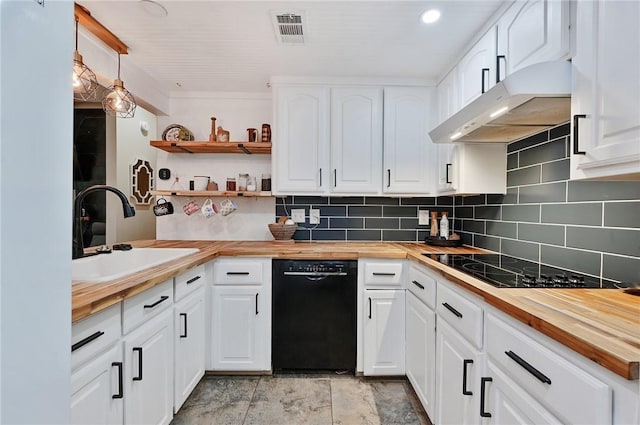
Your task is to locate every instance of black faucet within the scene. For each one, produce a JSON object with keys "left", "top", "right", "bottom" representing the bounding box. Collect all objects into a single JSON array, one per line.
[{"left": 73, "top": 185, "right": 136, "bottom": 259}]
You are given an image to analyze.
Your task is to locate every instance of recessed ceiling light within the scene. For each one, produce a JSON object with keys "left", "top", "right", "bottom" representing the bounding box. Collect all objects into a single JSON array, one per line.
[
  {"left": 421, "top": 9, "right": 441, "bottom": 24},
  {"left": 140, "top": 0, "right": 168, "bottom": 18}
]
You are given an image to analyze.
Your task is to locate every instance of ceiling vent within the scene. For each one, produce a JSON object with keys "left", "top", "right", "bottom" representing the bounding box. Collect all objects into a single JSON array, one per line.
[{"left": 271, "top": 12, "right": 305, "bottom": 45}]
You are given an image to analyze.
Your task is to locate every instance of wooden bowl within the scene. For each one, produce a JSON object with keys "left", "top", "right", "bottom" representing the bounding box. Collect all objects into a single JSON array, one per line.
[{"left": 268, "top": 223, "right": 298, "bottom": 240}]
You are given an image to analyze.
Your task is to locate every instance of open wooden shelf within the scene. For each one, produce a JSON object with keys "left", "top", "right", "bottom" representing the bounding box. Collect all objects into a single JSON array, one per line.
[
  {"left": 150, "top": 141, "right": 272, "bottom": 154},
  {"left": 152, "top": 190, "right": 272, "bottom": 198}
]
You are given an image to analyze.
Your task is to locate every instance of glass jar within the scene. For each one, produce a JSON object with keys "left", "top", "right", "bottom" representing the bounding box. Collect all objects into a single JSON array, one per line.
[
  {"left": 226, "top": 178, "right": 236, "bottom": 191},
  {"left": 247, "top": 176, "right": 257, "bottom": 191},
  {"left": 238, "top": 173, "right": 249, "bottom": 191},
  {"left": 261, "top": 173, "right": 272, "bottom": 191}
]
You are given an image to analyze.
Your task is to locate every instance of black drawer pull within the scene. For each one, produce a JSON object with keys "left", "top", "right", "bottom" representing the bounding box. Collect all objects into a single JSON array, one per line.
[
  {"left": 387, "top": 169, "right": 391, "bottom": 188},
  {"left": 368, "top": 297, "right": 372, "bottom": 319},
  {"left": 480, "top": 377, "right": 492, "bottom": 418},
  {"left": 481, "top": 68, "right": 490, "bottom": 94},
  {"left": 319, "top": 168, "right": 323, "bottom": 186},
  {"left": 462, "top": 359, "right": 473, "bottom": 395},
  {"left": 71, "top": 331, "right": 105, "bottom": 352},
  {"left": 496, "top": 55, "right": 506, "bottom": 83},
  {"left": 412, "top": 280, "right": 424, "bottom": 290},
  {"left": 112, "top": 362, "right": 123, "bottom": 399},
  {"left": 445, "top": 163, "right": 452, "bottom": 184},
  {"left": 226, "top": 271, "right": 250, "bottom": 275},
  {"left": 180, "top": 313, "right": 188, "bottom": 338},
  {"left": 505, "top": 350, "right": 552, "bottom": 384},
  {"left": 372, "top": 272, "right": 396, "bottom": 276},
  {"left": 132, "top": 347, "right": 143, "bottom": 381},
  {"left": 186, "top": 275, "right": 201, "bottom": 284},
  {"left": 334, "top": 169, "right": 337, "bottom": 187},
  {"left": 442, "top": 302, "right": 463, "bottom": 318},
  {"left": 255, "top": 293, "right": 259, "bottom": 315},
  {"left": 573, "top": 114, "right": 587, "bottom": 155},
  {"left": 143, "top": 295, "right": 169, "bottom": 309}
]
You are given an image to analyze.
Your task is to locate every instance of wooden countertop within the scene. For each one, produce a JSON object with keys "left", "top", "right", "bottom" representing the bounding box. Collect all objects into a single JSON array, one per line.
[{"left": 72, "top": 240, "right": 640, "bottom": 380}]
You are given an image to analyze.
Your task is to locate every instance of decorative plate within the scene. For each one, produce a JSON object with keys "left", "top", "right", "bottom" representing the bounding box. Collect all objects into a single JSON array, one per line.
[{"left": 162, "top": 124, "right": 195, "bottom": 142}]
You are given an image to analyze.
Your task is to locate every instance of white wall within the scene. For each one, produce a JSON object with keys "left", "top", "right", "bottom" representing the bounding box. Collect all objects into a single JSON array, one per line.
[
  {"left": 156, "top": 92, "right": 276, "bottom": 240},
  {"left": 1, "top": 2, "right": 72, "bottom": 423}
]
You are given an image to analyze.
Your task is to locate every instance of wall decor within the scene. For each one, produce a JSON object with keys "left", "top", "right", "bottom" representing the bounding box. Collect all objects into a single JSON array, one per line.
[
  {"left": 130, "top": 158, "right": 154, "bottom": 205},
  {"left": 162, "top": 124, "right": 194, "bottom": 141}
]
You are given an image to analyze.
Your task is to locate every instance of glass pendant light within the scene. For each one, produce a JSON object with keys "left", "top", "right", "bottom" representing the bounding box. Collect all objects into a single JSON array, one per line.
[
  {"left": 102, "top": 53, "right": 136, "bottom": 118},
  {"left": 73, "top": 17, "right": 99, "bottom": 101}
]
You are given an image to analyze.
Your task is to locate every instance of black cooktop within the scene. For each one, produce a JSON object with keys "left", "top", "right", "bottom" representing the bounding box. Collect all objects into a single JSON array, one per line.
[{"left": 425, "top": 253, "right": 618, "bottom": 289}]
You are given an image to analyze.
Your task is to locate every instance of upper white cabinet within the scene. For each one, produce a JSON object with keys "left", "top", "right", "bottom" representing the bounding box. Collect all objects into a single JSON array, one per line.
[
  {"left": 383, "top": 87, "right": 436, "bottom": 194},
  {"left": 437, "top": 69, "right": 460, "bottom": 125},
  {"left": 570, "top": 1, "right": 640, "bottom": 180},
  {"left": 458, "top": 27, "right": 497, "bottom": 107},
  {"left": 496, "top": 0, "right": 570, "bottom": 80},
  {"left": 273, "top": 85, "right": 330, "bottom": 194},
  {"left": 437, "top": 143, "right": 507, "bottom": 195},
  {"left": 331, "top": 87, "right": 383, "bottom": 194}
]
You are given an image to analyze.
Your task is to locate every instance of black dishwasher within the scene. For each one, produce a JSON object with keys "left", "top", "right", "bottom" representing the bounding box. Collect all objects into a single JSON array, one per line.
[{"left": 272, "top": 260, "right": 357, "bottom": 371}]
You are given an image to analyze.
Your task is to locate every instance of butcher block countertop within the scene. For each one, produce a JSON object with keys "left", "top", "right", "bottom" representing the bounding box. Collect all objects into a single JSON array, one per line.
[{"left": 72, "top": 240, "right": 640, "bottom": 380}]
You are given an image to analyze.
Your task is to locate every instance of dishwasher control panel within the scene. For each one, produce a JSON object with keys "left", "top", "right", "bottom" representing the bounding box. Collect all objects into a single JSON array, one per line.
[{"left": 276, "top": 260, "right": 357, "bottom": 276}]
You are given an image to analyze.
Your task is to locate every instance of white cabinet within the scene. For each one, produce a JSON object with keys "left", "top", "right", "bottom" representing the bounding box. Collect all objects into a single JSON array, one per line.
[
  {"left": 458, "top": 27, "right": 497, "bottom": 107},
  {"left": 437, "top": 68, "right": 460, "bottom": 125},
  {"left": 123, "top": 308, "right": 173, "bottom": 425},
  {"left": 210, "top": 258, "right": 271, "bottom": 371},
  {"left": 570, "top": 0, "right": 640, "bottom": 180},
  {"left": 437, "top": 143, "right": 507, "bottom": 195},
  {"left": 173, "top": 290, "right": 205, "bottom": 412},
  {"left": 383, "top": 87, "right": 436, "bottom": 194},
  {"left": 331, "top": 87, "right": 383, "bottom": 194},
  {"left": 273, "top": 85, "right": 330, "bottom": 194},
  {"left": 363, "top": 289, "right": 405, "bottom": 375},
  {"left": 496, "top": 0, "right": 570, "bottom": 80}
]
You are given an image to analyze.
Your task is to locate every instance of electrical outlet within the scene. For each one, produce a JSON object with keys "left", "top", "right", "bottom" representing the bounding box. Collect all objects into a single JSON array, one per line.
[
  {"left": 291, "top": 209, "right": 306, "bottom": 223},
  {"left": 309, "top": 208, "right": 320, "bottom": 224},
  {"left": 418, "top": 209, "right": 430, "bottom": 225}
]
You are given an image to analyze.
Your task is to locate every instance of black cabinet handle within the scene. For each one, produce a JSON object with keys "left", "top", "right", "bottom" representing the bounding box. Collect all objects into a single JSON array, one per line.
[
  {"left": 573, "top": 114, "right": 587, "bottom": 155},
  {"left": 496, "top": 55, "right": 506, "bottom": 83},
  {"left": 334, "top": 169, "right": 337, "bottom": 187},
  {"left": 387, "top": 169, "right": 391, "bottom": 188},
  {"left": 373, "top": 272, "right": 396, "bottom": 276},
  {"left": 186, "top": 275, "right": 201, "bottom": 284},
  {"left": 462, "top": 359, "right": 474, "bottom": 395},
  {"left": 442, "top": 302, "right": 463, "bottom": 318},
  {"left": 481, "top": 68, "right": 490, "bottom": 94},
  {"left": 445, "top": 163, "right": 452, "bottom": 184},
  {"left": 112, "top": 362, "right": 123, "bottom": 399},
  {"left": 505, "top": 350, "right": 552, "bottom": 384},
  {"left": 412, "top": 280, "right": 424, "bottom": 290},
  {"left": 71, "top": 331, "right": 104, "bottom": 352},
  {"left": 180, "top": 313, "right": 188, "bottom": 338},
  {"left": 319, "top": 168, "right": 323, "bottom": 186},
  {"left": 226, "top": 271, "right": 250, "bottom": 275},
  {"left": 143, "top": 295, "right": 169, "bottom": 309},
  {"left": 368, "top": 297, "right": 372, "bottom": 319},
  {"left": 132, "top": 347, "right": 143, "bottom": 381},
  {"left": 255, "top": 293, "right": 259, "bottom": 315},
  {"left": 480, "top": 377, "right": 492, "bottom": 418}
]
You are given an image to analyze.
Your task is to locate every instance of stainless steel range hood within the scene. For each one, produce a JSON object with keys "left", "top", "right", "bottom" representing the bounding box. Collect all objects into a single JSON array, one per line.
[{"left": 430, "top": 61, "right": 572, "bottom": 144}]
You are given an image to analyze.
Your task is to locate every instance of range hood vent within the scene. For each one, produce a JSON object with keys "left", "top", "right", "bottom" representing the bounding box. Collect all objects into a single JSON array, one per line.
[
  {"left": 430, "top": 61, "right": 572, "bottom": 144},
  {"left": 272, "top": 12, "right": 306, "bottom": 45}
]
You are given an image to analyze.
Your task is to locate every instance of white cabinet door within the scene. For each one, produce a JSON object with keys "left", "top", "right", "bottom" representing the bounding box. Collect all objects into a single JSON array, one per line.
[
  {"left": 273, "top": 85, "right": 330, "bottom": 194},
  {"left": 383, "top": 87, "right": 435, "bottom": 194},
  {"left": 496, "top": 0, "right": 570, "bottom": 79},
  {"left": 174, "top": 290, "right": 205, "bottom": 413},
  {"left": 406, "top": 292, "right": 436, "bottom": 420},
  {"left": 211, "top": 286, "right": 270, "bottom": 371},
  {"left": 437, "top": 143, "right": 507, "bottom": 195},
  {"left": 436, "top": 144, "right": 455, "bottom": 194},
  {"left": 331, "top": 87, "right": 383, "bottom": 194},
  {"left": 458, "top": 27, "right": 497, "bottom": 107},
  {"left": 571, "top": 1, "right": 640, "bottom": 179},
  {"left": 435, "top": 319, "right": 482, "bottom": 425},
  {"left": 71, "top": 344, "right": 124, "bottom": 425},
  {"left": 123, "top": 309, "right": 173, "bottom": 425},
  {"left": 437, "top": 68, "right": 459, "bottom": 125},
  {"left": 363, "top": 289, "right": 405, "bottom": 375}
]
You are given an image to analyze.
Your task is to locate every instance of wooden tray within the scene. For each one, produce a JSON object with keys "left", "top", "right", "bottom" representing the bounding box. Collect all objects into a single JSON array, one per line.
[{"left": 424, "top": 236, "right": 463, "bottom": 247}]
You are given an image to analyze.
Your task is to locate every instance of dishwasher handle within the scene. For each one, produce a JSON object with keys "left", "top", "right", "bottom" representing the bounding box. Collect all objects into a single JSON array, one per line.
[{"left": 282, "top": 271, "right": 348, "bottom": 277}]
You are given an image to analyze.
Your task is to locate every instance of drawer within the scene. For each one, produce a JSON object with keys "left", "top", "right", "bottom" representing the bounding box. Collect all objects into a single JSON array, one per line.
[
  {"left": 213, "top": 258, "right": 269, "bottom": 285},
  {"left": 407, "top": 263, "right": 436, "bottom": 309},
  {"left": 123, "top": 279, "right": 173, "bottom": 334},
  {"left": 71, "top": 303, "right": 121, "bottom": 371},
  {"left": 486, "top": 313, "right": 611, "bottom": 425},
  {"left": 436, "top": 281, "right": 483, "bottom": 349},
  {"left": 175, "top": 264, "right": 205, "bottom": 302},
  {"left": 361, "top": 260, "right": 403, "bottom": 288}
]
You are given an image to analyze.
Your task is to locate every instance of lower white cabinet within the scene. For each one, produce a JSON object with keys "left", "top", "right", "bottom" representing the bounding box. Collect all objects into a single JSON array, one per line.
[
  {"left": 71, "top": 344, "right": 124, "bottom": 425},
  {"left": 363, "top": 289, "right": 405, "bottom": 375},
  {"left": 173, "top": 289, "right": 205, "bottom": 412},
  {"left": 405, "top": 291, "right": 436, "bottom": 419},
  {"left": 123, "top": 309, "right": 173, "bottom": 425},
  {"left": 435, "top": 318, "right": 483, "bottom": 425}
]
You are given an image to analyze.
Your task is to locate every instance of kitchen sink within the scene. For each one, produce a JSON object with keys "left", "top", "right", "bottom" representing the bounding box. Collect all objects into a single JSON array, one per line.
[{"left": 72, "top": 247, "right": 199, "bottom": 283}]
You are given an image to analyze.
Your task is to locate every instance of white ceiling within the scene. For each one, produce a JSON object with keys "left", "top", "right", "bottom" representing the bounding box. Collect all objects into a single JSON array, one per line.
[{"left": 79, "top": 0, "right": 505, "bottom": 94}]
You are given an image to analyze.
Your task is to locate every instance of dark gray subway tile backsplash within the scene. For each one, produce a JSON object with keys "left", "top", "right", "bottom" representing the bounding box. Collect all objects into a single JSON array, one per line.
[{"left": 274, "top": 122, "right": 640, "bottom": 284}]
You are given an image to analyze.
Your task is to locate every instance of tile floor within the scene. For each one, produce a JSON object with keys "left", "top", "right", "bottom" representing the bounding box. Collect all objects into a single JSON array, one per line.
[{"left": 171, "top": 374, "right": 431, "bottom": 425}]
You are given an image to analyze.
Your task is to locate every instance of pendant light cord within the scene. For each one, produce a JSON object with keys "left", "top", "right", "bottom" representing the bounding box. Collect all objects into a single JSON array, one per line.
[
  {"left": 117, "top": 53, "right": 121, "bottom": 79},
  {"left": 75, "top": 18, "right": 79, "bottom": 51}
]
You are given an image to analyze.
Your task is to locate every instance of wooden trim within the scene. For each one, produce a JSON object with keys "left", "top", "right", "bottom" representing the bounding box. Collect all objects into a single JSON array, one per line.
[
  {"left": 150, "top": 141, "right": 272, "bottom": 155},
  {"left": 75, "top": 3, "right": 128, "bottom": 54}
]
